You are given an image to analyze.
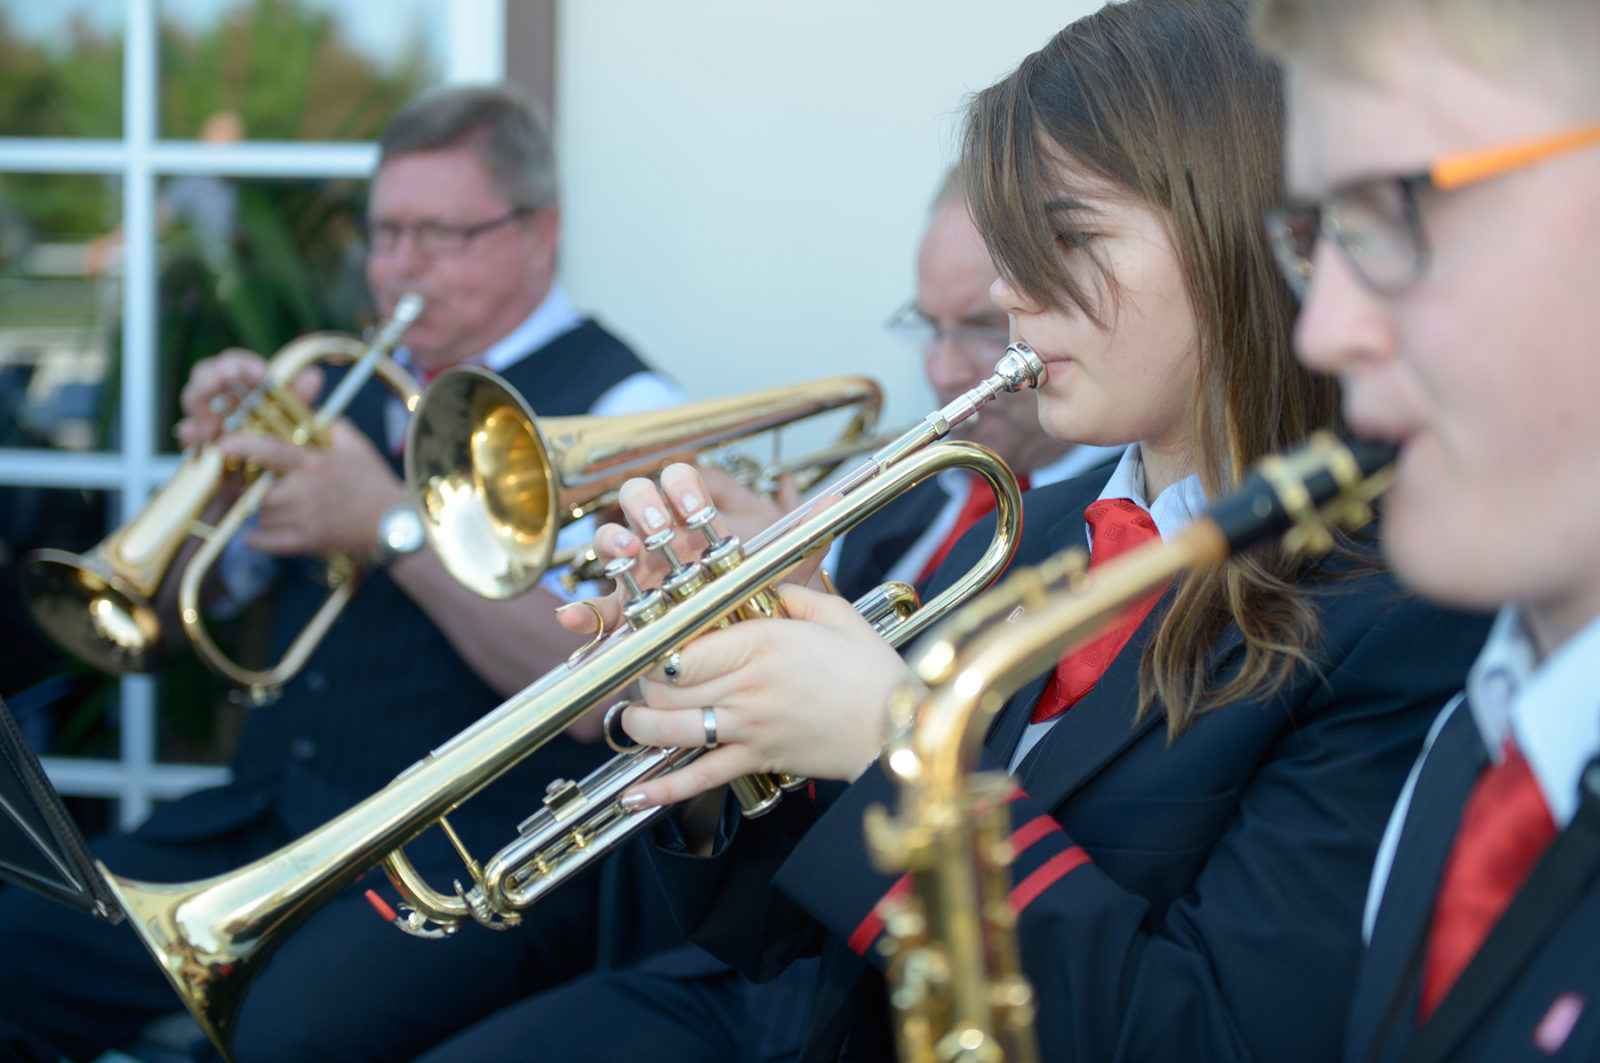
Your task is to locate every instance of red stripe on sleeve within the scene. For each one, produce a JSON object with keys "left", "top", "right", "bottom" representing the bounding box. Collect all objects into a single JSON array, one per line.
[
  {"left": 1008, "top": 846, "right": 1092, "bottom": 916},
  {"left": 1009, "top": 814, "right": 1063, "bottom": 859},
  {"left": 847, "top": 873, "right": 912, "bottom": 956}
]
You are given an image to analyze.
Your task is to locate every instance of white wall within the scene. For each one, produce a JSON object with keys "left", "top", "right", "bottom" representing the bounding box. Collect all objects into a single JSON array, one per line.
[{"left": 554, "top": 1, "right": 1096, "bottom": 438}]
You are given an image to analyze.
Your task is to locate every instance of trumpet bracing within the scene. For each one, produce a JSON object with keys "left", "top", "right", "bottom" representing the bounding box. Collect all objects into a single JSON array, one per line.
[
  {"left": 93, "top": 346, "right": 1046, "bottom": 1062},
  {"left": 21, "top": 295, "right": 425, "bottom": 705},
  {"left": 863, "top": 431, "right": 1397, "bottom": 1063}
]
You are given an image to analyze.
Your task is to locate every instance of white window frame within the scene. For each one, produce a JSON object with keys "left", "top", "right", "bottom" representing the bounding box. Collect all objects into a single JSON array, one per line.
[{"left": 0, "top": 0, "right": 503, "bottom": 828}]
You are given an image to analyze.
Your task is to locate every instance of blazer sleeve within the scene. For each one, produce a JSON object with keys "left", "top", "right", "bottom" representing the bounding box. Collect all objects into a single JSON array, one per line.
[
  {"left": 646, "top": 780, "right": 840, "bottom": 982},
  {"left": 771, "top": 576, "right": 1485, "bottom": 1063}
]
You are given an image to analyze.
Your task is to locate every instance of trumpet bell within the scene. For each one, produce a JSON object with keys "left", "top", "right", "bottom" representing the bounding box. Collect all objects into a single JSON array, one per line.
[
  {"left": 18, "top": 297, "right": 424, "bottom": 701},
  {"left": 405, "top": 365, "right": 888, "bottom": 600},
  {"left": 21, "top": 549, "right": 166, "bottom": 674},
  {"left": 407, "top": 366, "right": 561, "bottom": 600}
]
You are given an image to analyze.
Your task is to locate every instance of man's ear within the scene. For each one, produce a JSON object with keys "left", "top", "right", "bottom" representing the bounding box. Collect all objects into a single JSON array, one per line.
[{"left": 528, "top": 207, "right": 561, "bottom": 272}]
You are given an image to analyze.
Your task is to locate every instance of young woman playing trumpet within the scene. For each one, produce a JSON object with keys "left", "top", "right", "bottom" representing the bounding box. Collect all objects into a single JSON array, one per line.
[{"left": 567, "top": 2, "right": 1489, "bottom": 1059}]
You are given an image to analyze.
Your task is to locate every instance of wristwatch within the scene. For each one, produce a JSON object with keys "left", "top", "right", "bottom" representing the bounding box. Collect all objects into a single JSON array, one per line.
[{"left": 371, "top": 504, "right": 426, "bottom": 567}]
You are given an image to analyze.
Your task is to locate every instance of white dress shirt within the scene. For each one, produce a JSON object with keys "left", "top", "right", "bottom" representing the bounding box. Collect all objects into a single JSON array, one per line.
[{"left": 1361, "top": 605, "right": 1600, "bottom": 941}]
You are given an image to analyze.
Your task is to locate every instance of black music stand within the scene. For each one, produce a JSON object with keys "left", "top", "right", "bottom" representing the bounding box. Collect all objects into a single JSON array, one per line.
[{"left": 0, "top": 694, "right": 122, "bottom": 921}]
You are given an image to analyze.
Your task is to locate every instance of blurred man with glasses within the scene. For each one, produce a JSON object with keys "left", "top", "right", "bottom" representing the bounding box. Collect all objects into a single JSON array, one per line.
[
  {"left": 1253, "top": 2, "right": 1600, "bottom": 1060},
  {"left": 833, "top": 169, "right": 1118, "bottom": 602},
  {"left": 0, "top": 83, "right": 682, "bottom": 1063}
]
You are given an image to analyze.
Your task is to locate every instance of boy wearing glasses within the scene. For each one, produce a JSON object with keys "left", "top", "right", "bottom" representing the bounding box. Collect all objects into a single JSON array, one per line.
[{"left": 1254, "top": 2, "right": 1600, "bottom": 1060}]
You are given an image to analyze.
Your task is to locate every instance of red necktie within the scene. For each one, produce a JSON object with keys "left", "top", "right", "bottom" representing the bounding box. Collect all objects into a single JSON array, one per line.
[
  {"left": 1031, "top": 498, "right": 1163, "bottom": 723},
  {"left": 917, "top": 473, "right": 1031, "bottom": 584},
  {"left": 1418, "top": 740, "right": 1556, "bottom": 1020}
]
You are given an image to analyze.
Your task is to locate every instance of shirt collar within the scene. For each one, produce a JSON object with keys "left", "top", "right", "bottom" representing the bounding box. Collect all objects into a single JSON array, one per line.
[
  {"left": 932, "top": 443, "right": 1125, "bottom": 497},
  {"left": 396, "top": 282, "right": 581, "bottom": 376},
  {"left": 1031, "top": 443, "right": 1124, "bottom": 488},
  {"left": 1092, "top": 443, "right": 1207, "bottom": 543},
  {"left": 1467, "top": 605, "right": 1600, "bottom": 827}
]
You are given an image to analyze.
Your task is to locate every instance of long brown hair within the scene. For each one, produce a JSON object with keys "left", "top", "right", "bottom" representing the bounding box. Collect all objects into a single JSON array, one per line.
[{"left": 962, "top": 0, "right": 1345, "bottom": 737}]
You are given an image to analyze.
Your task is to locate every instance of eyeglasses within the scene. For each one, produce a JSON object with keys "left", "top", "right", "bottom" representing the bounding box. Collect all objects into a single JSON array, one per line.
[
  {"left": 1266, "top": 122, "right": 1600, "bottom": 299},
  {"left": 366, "top": 206, "right": 534, "bottom": 257},
  {"left": 885, "top": 301, "right": 1010, "bottom": 360}
]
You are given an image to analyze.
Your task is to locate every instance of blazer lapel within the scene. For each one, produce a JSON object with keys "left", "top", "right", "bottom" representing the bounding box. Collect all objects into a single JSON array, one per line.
[
  {"left": 1346, "top": 702, "right": 1485, "bottom": 1063},
  {"left": 983, "top": 481, "right": 1171, "bottom": 804},
  {"left": 1013, "top": 599, "right": 1162, "bottom": 807},
  {"left": 982, "top": 491, "right": 1092, "bottom": 759}
]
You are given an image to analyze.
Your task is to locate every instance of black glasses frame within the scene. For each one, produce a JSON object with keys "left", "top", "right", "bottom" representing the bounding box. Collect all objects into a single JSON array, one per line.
[
  {"left": 1265, "top": 172, "right": 1435, "bottom": 300},
  {"left": 365, "top": 206, "right": 535, "bottom": 257},
  {"left": 884, "top": 300, "right": 1010, "bottom": 358}
]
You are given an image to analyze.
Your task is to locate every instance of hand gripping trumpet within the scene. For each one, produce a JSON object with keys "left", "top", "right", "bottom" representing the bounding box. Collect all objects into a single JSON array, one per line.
[
  {"left": 89, "top": 345, "right": 1044, "bottom": 1062},
  {"left": 20, "top": 294, "right": 425, "bottom": 705},
  {"left": 863, "top": 431, "right": 1396, "bottom": 1063}
]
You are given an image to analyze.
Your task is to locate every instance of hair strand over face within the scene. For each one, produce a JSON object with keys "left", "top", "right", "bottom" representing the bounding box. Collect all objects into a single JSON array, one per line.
[{"left": 963, "top": 0, "right": 1349, "bottom": 735}]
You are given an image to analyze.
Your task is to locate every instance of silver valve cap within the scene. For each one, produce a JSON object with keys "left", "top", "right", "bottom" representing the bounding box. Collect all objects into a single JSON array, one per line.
[
  {"left": 603, "top": 556, "right": 646, "bottom": 601},
  {"left": 643, "top": 528, "right": 688, "bottom": 575}
]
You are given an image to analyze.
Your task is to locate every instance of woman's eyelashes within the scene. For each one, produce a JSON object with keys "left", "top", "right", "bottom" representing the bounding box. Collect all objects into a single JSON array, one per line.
[{"left": 1055, "top": 228, "right": 1095, "bottom": 250}]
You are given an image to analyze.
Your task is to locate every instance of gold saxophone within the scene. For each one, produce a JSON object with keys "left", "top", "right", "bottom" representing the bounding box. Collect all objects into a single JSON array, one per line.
[
  {"left": 864, "top": 431, "right": 1397, "bottom": 1063},
  {"left": 92, "top": 345, "right": 1047, "bottom": 1062}
]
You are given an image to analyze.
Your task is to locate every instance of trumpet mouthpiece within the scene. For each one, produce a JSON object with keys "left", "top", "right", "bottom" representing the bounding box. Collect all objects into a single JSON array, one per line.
[
  {"left": 393, "top": 292, "right": 426, "bottom": 325},
  {"left": 995, "top": 343, "right": 1047, "bottom": 392}
]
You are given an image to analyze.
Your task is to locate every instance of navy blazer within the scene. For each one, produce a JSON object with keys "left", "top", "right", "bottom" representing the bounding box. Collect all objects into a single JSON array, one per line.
[
  {"left": 831, "top": 478, "right": 950, "bottom": 605},
  {"left": 1344, "top": 701, "right": 1600, "bottom": 1063},
  {"left": 650, "top": 466, "right": 1491, "bottom": 1063}
]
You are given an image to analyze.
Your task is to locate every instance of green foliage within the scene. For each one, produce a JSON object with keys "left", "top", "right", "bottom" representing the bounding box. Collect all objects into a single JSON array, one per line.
[
  {"left": 160, "top": 0, "right": 435, "bottom": 141},
  {"left": 0, "top": 8, "right": 123, "bottom": 140},
  {"left": 0, "top": 0, "right": 440, "bottom": 761}
]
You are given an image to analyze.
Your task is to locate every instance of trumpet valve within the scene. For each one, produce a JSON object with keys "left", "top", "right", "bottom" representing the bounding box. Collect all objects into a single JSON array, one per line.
[
  {"left": 684, "top": 506, "right": 726, "bottom": 550},
  {"left": 604, "top": 557, "right": 669, "bottom": 627},
  {"left": 685, "top": 506, "right": 746, "bottom": 579},
  {"left": 645, "top": 528, "right": 708, "bottom": 601}
]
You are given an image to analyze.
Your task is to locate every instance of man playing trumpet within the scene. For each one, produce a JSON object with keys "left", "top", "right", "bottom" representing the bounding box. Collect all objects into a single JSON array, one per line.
[{"left": 0, "top": 83, "right": 678, "bottom": 1063}]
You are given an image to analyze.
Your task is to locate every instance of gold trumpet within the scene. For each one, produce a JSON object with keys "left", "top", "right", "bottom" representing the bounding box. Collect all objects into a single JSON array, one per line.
[
  {"left": 21, "top": 294, "right": 425, "bottom": 706},
  {"left": 403, "top": 366, "right": 885, "bottom": 600},
  {"left": 863, "top": 431, "right": 1397, "bottom": 1063},
  {"left": 94, "top": 345, "right": 1045, "bottom": 1062}
]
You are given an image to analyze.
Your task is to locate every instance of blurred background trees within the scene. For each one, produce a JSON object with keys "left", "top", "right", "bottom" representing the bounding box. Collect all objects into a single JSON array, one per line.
[{"left": 0, "top": 0, "right": 437, "bottom": 789}]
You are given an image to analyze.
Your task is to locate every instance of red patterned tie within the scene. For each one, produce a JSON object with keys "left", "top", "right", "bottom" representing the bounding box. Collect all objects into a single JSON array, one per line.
[
  {"left": 1418, "top": 740, "right": 1557, "bottom": 1020},
  {"left": 916, "top": 472, "right": 1031, "bottom": 584},
  {"left": 1031, "top": 498, "right": 1163, "bottom": 723}
]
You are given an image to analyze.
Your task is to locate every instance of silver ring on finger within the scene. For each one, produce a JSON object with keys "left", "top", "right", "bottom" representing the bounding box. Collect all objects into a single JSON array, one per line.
[
  {"left": 663, "top": 651, "right": 683, "bottom": 686},
  {"left": 701, "top": 706, "right": 718, "bottom": 749}
]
